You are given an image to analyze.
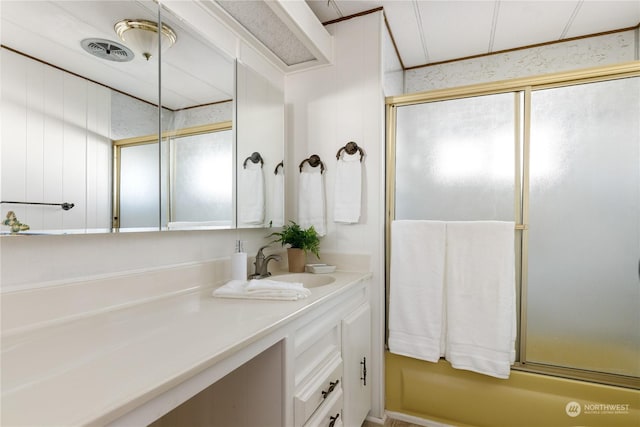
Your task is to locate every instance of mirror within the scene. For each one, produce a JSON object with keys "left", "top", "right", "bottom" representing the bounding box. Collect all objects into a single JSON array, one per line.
[
  {"left": 0, "top": 0, "right": 236, "bottom": 234},
  {"left": 236, "top": 61, "right": 285, "bottom": 229}
]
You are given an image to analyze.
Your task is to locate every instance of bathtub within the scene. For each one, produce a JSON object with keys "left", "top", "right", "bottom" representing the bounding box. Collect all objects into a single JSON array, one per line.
[{"left": 386, "top": 352, "right": 639, "bottom": 427}]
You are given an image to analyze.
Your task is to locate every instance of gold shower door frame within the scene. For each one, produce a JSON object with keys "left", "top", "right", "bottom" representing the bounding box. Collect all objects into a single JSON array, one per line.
[{"left": 384, "top": 61, "right": 640, "bottom": 388}]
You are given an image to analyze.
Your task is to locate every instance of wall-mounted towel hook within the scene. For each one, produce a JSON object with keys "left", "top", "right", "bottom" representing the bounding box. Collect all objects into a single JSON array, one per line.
[
  {"left": 274, "top": 160, "right": 284, "bottom": 175},
  {"left": 299, "top": 154, "right": 325, "bottom": 174},
  {"left": 336, "top": 141, "right": 365, "bottom": 162},
  {"left": 243, "top": 152, "right": 264, "bottom": 169}
]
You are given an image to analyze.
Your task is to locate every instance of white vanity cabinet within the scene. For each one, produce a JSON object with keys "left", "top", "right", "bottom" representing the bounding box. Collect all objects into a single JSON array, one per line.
[
  {"left": 293, "top": 279, "right": 371, "bottom": 427},
  {"left": 342, "top": 303, "right": 371, "bottom": 427}
]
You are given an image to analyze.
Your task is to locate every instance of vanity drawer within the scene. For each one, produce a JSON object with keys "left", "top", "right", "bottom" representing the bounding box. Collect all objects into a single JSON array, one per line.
[
  {"left": 303, "top": 386, "right": 343, "bottom": 427},
  {"left": 295, "top": 322, "right": 341, "bottom": 388},
  {"left": 294, "top": 353, "right": 342, "bottom": 427}
]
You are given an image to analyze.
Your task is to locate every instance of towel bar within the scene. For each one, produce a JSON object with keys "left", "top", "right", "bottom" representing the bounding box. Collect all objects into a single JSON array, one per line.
[
  {"left": 336, "top": 141, "right": 365, "bottom": 162},
  {"left": 274, "top": 160, "right": 284, "bottom": 175},
  {"left": 299, "top": 154, "right": 325, "bottom": 174},
  {"left": 1, "top": 200, "right": 75, "bottom": 210},
  {"left": 243, "top": 152, "right": 264, "bottom": 168}
]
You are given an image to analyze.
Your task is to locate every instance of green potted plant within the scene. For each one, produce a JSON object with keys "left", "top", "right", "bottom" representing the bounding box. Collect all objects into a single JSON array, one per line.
[{"left": 269, "top": 221, "right": 320, "bottom": 272}]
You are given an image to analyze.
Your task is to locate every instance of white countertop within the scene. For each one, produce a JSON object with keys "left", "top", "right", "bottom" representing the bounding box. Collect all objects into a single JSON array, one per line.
[{"left": 1, "top": 271, "right": 370, "bottom": 426}]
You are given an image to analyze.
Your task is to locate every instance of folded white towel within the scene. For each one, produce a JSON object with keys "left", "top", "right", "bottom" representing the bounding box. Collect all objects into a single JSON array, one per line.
[
  {"left": 212, "top": 279, "right": 311, "bottom": 301},
  {"left": 211, "top": 279, "right": 250, "bottom": 298},
  {"left": 239, "top": 162, "right": 265, "bottom": 225},
  {"left": 271, "top": 167, "right": 285, "bottom": 227},
  {"left": 298, "top": 169, "right": 326, "bottom": 236},
  {"left": 388, "top": 220, "right": 447, "bottom": 362},
  {"left": 333, "top": 152, "right": 362, "bottom": 224},
  {"left": 247, "top": 278, "right": 310, "bottom": 297},
  {"left": 444, "top": 221, "right": 516, "bottom": 379}
]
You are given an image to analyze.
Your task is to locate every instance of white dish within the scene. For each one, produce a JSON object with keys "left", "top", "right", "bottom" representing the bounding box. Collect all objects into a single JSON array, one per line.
[{"left": 305, "top": 264, "right": 337, "bottom": 274}]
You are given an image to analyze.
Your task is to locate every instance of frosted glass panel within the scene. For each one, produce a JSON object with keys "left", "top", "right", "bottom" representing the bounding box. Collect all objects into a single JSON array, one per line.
[
  {"left": 170, "top": 130, "right": 233, "bottom": 225},
  {"left": 395, "top": 93, "right": 516, "bottom": 221},
  {"left": 119, "top": 143, "right": 159, "bottom": 230},
  {"left": 527, "top": 77, "right": 640, "bottom": 376}
]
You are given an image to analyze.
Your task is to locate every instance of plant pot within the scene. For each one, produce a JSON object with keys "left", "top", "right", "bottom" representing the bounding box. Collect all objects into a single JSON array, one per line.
[{"left": 287, "top": 248, "right": 306, "bottom": 273}]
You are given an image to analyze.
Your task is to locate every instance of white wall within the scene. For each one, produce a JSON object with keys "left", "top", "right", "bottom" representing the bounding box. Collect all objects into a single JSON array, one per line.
[
  {"left": 382, "top": 21, "right": 403, "bottom": 97},
  {"left": 284, "top": 11, "right": 386, "bottom": 420},
  {"left": 405, "top": 28, "right": 639, "bottom": 93},
  {"left": 0, "top": 226, "right": 275, "bottom": 290},
  {"left": 1, "top": 49, "right": 112, "bottom": 233}
]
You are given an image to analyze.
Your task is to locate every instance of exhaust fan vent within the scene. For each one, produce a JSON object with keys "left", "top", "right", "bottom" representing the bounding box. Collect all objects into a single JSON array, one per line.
[{"left": 81, "top": 38, "right": 134, "bottom": 62}]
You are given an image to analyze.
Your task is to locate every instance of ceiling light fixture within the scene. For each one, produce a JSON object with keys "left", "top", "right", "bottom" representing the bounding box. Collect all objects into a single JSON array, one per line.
[{"left": 114, "top": 19, "right": 177, "bottom": 61}]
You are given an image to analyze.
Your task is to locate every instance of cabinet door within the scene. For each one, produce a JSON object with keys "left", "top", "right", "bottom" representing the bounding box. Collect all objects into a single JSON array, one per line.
[{"left": 341, "top": 303, "right": 371, "bottom": 426}]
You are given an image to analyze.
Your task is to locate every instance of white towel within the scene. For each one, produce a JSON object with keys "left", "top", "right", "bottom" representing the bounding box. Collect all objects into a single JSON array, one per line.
[
  {"left": 298, "top": 169, "right": 326, "bottom": 236},
  {"left": 388, "top": 220, "right": 447, "bottom": 362},
  {"left": 212, "top": 279, "right": 311, "bottom": 301},
  {"left": 444, "top": 221, "right": 516, "bottom": 379},
  {"left": 333, "top": 152, "right": 362, "bottom": 223},
  {"left": 239, "top": 162, "right": 265, "bottom": 225},
  {"left": 271, "top": 167, "right": 285, "bottom": 227}
]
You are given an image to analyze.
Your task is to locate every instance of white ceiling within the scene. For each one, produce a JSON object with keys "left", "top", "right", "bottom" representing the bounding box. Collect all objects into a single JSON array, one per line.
[
  {"left": 2, "top": 0, "right": 637, "bottom": 105},
  {"left": 0, "top": 1, "right": 234, "bottom": 110},
  {"left": 305, "top": 0, "right": 640, "bottom": 68}
]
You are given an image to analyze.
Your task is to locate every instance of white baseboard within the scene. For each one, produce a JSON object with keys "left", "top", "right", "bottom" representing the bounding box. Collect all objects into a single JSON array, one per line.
[{"left": 365, "top": 414, "right": 386, "bottom": 425}]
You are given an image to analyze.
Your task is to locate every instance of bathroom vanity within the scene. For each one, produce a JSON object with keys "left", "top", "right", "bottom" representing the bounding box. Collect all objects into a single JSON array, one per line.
[{"left": 1, "top": 268, "right": 371, "bottom": 427}]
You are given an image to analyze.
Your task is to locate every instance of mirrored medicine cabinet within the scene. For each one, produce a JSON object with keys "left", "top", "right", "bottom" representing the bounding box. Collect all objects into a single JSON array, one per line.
[{"left": 0, "top": 0, "right": 284, "bottom": 235}]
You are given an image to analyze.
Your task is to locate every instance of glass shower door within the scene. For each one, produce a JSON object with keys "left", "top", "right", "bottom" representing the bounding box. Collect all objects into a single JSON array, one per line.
[
  {"left": 526, "top": 76, "right": 640, "bottom": 377},
  {"left": 395, "top": 93, "right": 518, "bottom": 221}
]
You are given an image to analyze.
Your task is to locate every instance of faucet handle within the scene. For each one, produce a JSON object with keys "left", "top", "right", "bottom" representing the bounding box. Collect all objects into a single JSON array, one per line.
[{"left": 257, "top": 244, "right": 272, "bottom": 254}]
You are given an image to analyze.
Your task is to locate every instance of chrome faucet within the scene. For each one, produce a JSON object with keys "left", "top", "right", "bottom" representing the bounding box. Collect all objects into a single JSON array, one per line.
[{"left": 250, "top": 244, "right": 282, "bottom": 279}]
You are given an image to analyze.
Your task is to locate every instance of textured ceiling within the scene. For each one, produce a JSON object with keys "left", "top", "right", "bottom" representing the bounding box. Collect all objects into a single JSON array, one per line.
[
  {"left": 216, "top": 0, "right": 316, "bottom": 65},
  {"left": 306, "top": 0, "right": 640, "bottom": 69}
]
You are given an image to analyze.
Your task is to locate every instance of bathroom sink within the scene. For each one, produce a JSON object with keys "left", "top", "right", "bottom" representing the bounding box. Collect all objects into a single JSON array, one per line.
[{"left": 270, "top": 273, "right": 336, "bottom": 288}]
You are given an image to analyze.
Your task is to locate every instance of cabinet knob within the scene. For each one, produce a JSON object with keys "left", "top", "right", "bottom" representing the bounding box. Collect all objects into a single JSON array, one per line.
[
  {"left": 321, "top": 379, "right": 339, "bottom": 399},
  {"left": 328, "top": 413, "right": 340, "bottom": 427}
]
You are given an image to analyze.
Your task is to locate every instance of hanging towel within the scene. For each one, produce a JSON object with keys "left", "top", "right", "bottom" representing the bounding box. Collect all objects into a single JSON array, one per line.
[
  {"left": 444, "top": 221, "right": 517, "bottom": 379},
  {"left": 298, "top": 169, "right": 326, "bottom": 236},
  {"left": 389, "top": 220, "right": 447, "bottom": 362},
  {"left": 271, "top": 167, "right": 285, "bottom": 227},
  {"left": 239, "top": 162, "right": 265, "bottom": 225},
  {"left": 333, "top": 152, "right": 362, "bottom": 223},
  {"left": 212, "top": 279, "right": 311, "bottom": 300}
]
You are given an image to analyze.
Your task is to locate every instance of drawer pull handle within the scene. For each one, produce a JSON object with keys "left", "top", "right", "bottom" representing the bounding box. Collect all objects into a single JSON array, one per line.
[
  {"left": 321, "top": 380, "right": 339, "bottom": 399},
  {"left": 329, "top": 413, "right": 340, "bottom": 427},
  {"left": 360, "top": 357, "right": 367, "bottom": 386}
]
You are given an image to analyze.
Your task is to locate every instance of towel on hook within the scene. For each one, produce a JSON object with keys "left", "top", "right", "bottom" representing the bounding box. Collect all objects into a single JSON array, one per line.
[
  {"left": 333, "top": 151, "right": 362, "bottom": 224},
  {"left": 444, "top": 221, "right": 517, "bottom": 379},
  {"left": 388, "top": 220, "right": 447, "bottom": 362},
  {"left": 298, "top": 168, "right": 326, "bottom": 236},
  {"left": 239, "top": 161, "right": 265, "bottom": 225},
  {"left": 271, "top": 166, "right": 285, "bottom": 227}
]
